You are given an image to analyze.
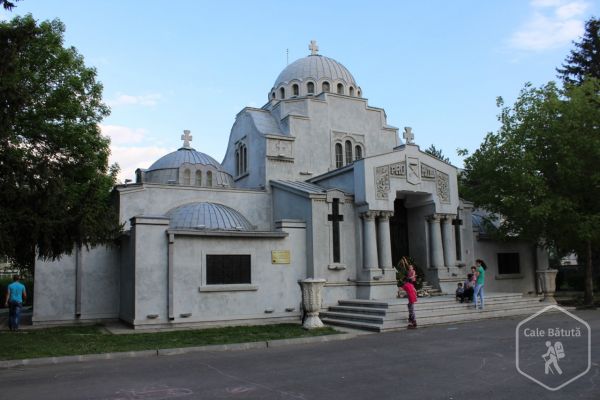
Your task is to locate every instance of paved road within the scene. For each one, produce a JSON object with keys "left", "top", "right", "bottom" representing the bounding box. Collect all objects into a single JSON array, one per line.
[{"left": 1, "top": 310, "right": 598, "bottom": 400}]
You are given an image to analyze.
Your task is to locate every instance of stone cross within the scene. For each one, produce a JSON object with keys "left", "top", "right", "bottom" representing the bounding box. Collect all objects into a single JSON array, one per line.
[
  {"left": 309, "top": 40, "right": 319, "bottom": 55},
  {"left": 403, "top": 127, "right": 414, "bottom": 144},
  {"left": 181, "top": 130, "right": 192, "bottom": 148},
  {"left": 328, "top": 198, "right": 344, "bottom": 263}
]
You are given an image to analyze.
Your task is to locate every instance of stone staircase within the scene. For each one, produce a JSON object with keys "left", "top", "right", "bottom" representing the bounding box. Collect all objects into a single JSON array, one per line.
[{"left": 320, "top": 293, "right": 551, "bottom": 332}]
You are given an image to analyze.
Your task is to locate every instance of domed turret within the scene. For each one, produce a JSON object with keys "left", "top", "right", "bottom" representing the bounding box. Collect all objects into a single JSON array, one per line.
[
  {"left": 167, "top": 202, "right": 254, "bottom": 231},
  {"left": 269, "top": 41, "right": 362, "bottom": 101},
  {"left": 138, "top": 130, "right": 234, "bottom": 188}
]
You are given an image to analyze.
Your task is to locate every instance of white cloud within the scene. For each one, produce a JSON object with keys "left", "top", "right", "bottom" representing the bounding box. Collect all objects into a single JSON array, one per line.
[
  {"left": 108, "top": 93, "right": 161, "bottom": 107},
  {"left": 110, "top": 145, "right": 170, "bottom": 183},
  {"left": 509, "top": 0, "right": 589, "bottom": 51},
  {"left": 100, "top": 124, "right": 146, "bottom": 145}
]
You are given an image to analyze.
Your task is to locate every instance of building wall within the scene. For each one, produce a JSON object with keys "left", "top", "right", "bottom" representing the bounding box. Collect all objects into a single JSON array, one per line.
[
  {"left": 33, "top": 245, "right": 120, "bottom": 324},
  {"left": 130, "top": 221, "right": 306, "bottom": 327},
  {"left": 473, "top": 239, "right": 537, "bottom": 294}
]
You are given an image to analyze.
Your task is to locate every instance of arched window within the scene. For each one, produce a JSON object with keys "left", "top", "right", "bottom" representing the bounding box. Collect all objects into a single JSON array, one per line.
[
  {"left": 335, "top": 143, "right": 343, "bottom": 168},
  {"left": 195, "top": 170, "right": 202, "bottom": 186},
  {"left": 183, "top": 169, "right": 191, "bottom": 185},
  {"left": 292, "top": 84, "right": 299, "bottom": 96},
  {"left": 355, "top": 145, "right": 363, "bottom": 160},
  {"left": 307, "top": 82, "right": 314, "bottom": 94},
  {"left": 322, "top": 81, "right": 330, "bottom": 92},
  {"left": 345, "top": 141, "right": 353, "bottom": 165},
  {"left": 337, "top": 83, "right": 344, "bottom": 95},
  {"left": 271, "top": 92, "right": 275, "bottom": 99},
  {"left": 279, "top": 87, "right": 285, "bottom": 99},
  {"left": 349, "top": 86, "right": 354, "bottom": 96},
  {"left": 206, "top": 171, "right": 213, "bottom": 187},
  {"left": 357, "top": 89, "right": 361, "bottom": 97}
]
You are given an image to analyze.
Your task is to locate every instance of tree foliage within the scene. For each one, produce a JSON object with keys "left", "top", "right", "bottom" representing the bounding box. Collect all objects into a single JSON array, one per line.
[
  {"left": 461, "top": 80, "right": 600, "bottom": 302},
  {"left": 557, "top": 17, "right": 600, "bottom": 85},
  {"left": 1, "top": 0, "right": 19, "bottom": 11},
  {"left": 0, "top": 15, "right": 121, "bottom": 273},
  {"left": 424, "top": 144, "right": 450, "bottom": 163}
]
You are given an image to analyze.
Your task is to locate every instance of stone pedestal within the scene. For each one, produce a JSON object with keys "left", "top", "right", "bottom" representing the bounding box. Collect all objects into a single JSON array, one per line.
[
  {"left": 299, "top": 278, "right": 327, "bottom": 329},
  {"left": 536, "top": 269, "right": 558, "bottom": 303}
]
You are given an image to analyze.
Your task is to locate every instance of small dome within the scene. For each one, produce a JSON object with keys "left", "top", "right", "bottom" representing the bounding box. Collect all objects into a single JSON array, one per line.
[
  {"left": 167, "top": 202, "right": 254, "bottom": 231},
  {"left": 147, "top": 147, "right": 222, "bottom": 171},
  {"left": 273, "top": 55, "right": 357, "bottom": 88}
]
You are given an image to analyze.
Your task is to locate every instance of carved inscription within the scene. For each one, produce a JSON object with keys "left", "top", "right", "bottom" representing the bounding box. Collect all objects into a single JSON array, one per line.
[
  {"left": 421, "top": 163, "right": 436, "bottom": 180},
  {"left": 389, "top": 161, "right": 406, "bottom": 177},
  {"left": 436, "top": 171, "right": 450, "bottom": 203},
  {"left": 267, "top": 139, "right": 292, "bottom": 158},
  {"left": 375, "top": 165, "right": 390, "bottom": 199}
]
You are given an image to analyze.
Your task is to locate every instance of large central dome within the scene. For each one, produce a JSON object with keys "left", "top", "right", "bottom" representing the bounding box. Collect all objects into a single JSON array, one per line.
[
  {"left": 274, "top": 55, "right": 357, "bottom": 87},
  {"left": 268, "top": 41, "right": 362, "bottom": 101}
]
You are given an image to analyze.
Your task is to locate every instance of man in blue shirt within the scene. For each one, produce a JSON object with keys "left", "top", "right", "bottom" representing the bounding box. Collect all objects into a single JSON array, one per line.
[{"left": 4, "top": 275, "right": 27, "bottom": 331}]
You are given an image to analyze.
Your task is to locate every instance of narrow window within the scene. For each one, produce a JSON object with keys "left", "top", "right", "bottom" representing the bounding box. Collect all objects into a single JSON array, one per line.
[
  {"left": 357, "top": 89, "right": 361, "bottom": 97},
  {"left": 206, "top": 171, "right": 213, "bottom": 187},
  {"left": 307, "top": 82, "right": 315, "bottom": 94},
  {"left": 271, "top": 92, "right": 275, "bottom": 99},
  {"left": 292, "top": 84, "right": 299, "bottom": 96},
  {"left": 337, "top": 83, "right": 344, "bottom": 95},
  {"left": 195, "top": 170, "right": 202, "bottom": 186},
  {"left": 235, "top": 149, "right": 240, "bottom": 176},
  {"left": 206, "top": 255, "right": 251, "bottom": 285},
  {"left": 345, "top": 140, "right": 353, "bottom": 165},
  {"left": 183, "top": 169, "right": 191, "bottom": 185},
  {"left": 349, "top": 86, "right": 354, "bottom": 96},
  {"left": 355, "top": 145, "right": 362, "bottom": 160},
  {"left": 322, "top": 81, "right": 330, "bottom": 92},
  {"left": 498, "top": 253, "right": 520, "bottom": 274},
  {"left": 335, "top": 143, "right": 343, "bottom": 168},
  {"left": 279, "top": 87, "right": 285, "bottom": 99},
  {"left": 242, "top": 145, "right": 247, "bottom": 173}
]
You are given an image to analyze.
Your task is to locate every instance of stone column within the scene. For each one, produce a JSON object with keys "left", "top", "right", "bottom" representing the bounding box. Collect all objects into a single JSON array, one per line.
[
  {"left": 441, "top": 215, "right": 456, "bottom": 268},
  {"left": 362, "top": 211, "right": 379, "bottom": 270},
  {"left": 428, "top": 215, "right": 444, "bottom": 268},
  {"left": 377, "top": 212, "right": 393, "bottom": 269}
]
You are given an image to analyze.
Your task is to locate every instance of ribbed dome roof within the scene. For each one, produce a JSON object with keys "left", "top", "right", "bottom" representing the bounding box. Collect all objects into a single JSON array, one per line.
[
  {"left": 274, "top": 55, "right": 357, "bottom": 87},
  {"left": 147, "top": 147, "right": 223, "bottom": 171},
  {"left": 167, "top": 202, "right": 254, "bottom": 231}
]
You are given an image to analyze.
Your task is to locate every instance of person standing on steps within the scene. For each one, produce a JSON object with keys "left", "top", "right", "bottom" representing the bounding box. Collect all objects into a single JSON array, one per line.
[
  {"left": 402, "top": 278, "right": 418, "bottom": 328},
  {"left": 473, "top": 259, "right": 486, "bottom": 310},
  {"left": 4, "top": 275, "right": 27, "bottom": 331}
]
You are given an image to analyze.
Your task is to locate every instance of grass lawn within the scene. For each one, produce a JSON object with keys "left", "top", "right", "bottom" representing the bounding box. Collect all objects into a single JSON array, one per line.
[{"left": 0, "top": 324, "right": 337, "bottom": 360}]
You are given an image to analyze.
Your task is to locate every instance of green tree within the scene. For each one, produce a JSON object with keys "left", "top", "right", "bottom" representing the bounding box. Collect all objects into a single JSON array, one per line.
[
  {"left": 557, "top": 17, "right": 600, "bottom": 85},
  {"left": 0, "top": 15, "right": 121, "bottom": 274},
  {"left": 424, "top": 144, "right": 450, "bottom": 163},
  {"left": 461, "top": 80, "right": 600, "bottom": 305},
  {"left": 1, "top": 0, "right": 20, "bottom": 11}
]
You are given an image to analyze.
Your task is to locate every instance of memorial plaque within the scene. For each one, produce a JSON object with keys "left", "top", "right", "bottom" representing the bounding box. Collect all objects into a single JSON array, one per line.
[{"left": 271, "top": 250, "right": 291, "bottom": 264}]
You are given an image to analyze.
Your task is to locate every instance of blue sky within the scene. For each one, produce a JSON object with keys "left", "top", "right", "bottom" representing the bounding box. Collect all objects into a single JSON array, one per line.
[{"left": 3, "top": 0, "right": 598, "bottom": 182}]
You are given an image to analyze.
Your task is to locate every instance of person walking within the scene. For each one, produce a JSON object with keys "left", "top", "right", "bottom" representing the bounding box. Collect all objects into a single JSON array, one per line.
[
  {"left": 473, "top": 259, "right": 486, "bottom": 310},
  {"left": 402, "top": 278, "right": 418, "bottom": 328},
  {"left": 4, "top": 275, "right": 27, "bottom": 331}
]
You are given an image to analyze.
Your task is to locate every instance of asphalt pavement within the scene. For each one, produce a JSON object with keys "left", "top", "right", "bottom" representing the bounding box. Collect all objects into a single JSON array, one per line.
[{"left": 1, "top": 310, "right": 598, "bottom": 400}]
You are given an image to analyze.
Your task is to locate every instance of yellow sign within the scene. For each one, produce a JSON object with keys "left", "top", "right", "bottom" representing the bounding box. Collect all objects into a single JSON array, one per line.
[{"left": 271, "top": 250, "right": 290, "bottom": 264}]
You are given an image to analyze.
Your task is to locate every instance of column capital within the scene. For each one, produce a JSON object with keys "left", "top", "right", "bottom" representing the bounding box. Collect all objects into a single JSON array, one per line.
[
  {"left": 377, "top": 211, "right": 394, "bottom": 220},
  {"left": 427, "top": 214, "right": 442, "bottom": 222},
  {"left": 361, "top": 211, "right": 378, "bottom": 220}
]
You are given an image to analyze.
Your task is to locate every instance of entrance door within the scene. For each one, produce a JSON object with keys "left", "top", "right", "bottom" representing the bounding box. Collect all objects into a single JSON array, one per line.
[{"left": 389, "top": 198, "right": 409, "bottom": 267}]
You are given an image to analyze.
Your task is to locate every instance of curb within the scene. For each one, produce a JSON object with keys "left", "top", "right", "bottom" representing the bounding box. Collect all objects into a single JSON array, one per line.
[{"left": 0, "top": 332, "right": 359, "bottom": 369}]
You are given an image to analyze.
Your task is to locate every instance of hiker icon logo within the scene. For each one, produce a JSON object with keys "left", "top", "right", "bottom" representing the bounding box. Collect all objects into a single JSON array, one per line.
[{"left": 516, "top": 305, "right": 591, "bottom": 391}]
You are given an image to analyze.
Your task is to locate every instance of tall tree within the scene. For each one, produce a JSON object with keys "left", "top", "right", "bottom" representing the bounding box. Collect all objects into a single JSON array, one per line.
[
  {"left": 0, "top": 15, "right": 121, "bottom": 274},
  {"left": 461, "top": 80, "right": 600, "bottom": 305},
  {"left": 424, "top": 144, "right": 450, "bottom": 163},
  {"left": 557, "top": 17, "right": 600, "bottom": 85}
]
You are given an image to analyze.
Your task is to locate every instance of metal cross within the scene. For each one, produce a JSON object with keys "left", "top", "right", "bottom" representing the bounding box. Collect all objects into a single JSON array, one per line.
[
  {"left": 328, "top": 198, "right": 344, "bottom": 263},
  {"left": 181, "top": 130, "right": 192, "bottom": 148},
  {"left": 309, "top": 40, "right": 319, "bottom": 55},
  {"left": 403, "top": 127, "right": 414, "bottom": 144}
]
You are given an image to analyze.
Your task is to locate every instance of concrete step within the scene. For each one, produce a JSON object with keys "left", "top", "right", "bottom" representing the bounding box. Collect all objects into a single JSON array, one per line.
[
  {"left": 319, "top": 311, "right": 385, "bottom": 325},
  {"left": 338, "top": 299, "right": 390, "bottom": 309},
  {"left": 327, "top": 305, "right": 388, "bottom": 316},
  {"left": 320, "top": 318, "right": 382, "bottom": 332}
]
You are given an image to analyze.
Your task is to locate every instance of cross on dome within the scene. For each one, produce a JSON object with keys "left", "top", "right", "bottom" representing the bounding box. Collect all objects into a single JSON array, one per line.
[
  {"left": 181, "top": 130, "right": 192, "bottom": 148},
  {"left": 403, "top": 127, "right": 415, "bottom": 144},
  {"left": 309, "top": 40, "right": 319, "bottom": 55}
]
